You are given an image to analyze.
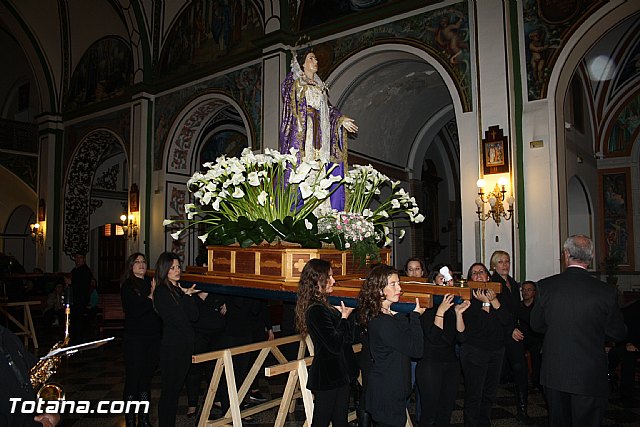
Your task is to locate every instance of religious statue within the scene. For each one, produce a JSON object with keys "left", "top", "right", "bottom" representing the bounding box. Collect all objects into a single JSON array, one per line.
[{"left": 279, "top": 48, "right": 358, "bottom": 211}]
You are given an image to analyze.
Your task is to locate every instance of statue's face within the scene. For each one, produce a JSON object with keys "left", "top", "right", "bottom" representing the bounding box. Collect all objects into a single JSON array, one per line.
[{"left": 303, "top": 52, "right": 318, "bottom": 75}]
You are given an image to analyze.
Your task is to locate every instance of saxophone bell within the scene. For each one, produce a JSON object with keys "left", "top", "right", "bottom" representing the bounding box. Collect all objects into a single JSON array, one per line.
[
  {"left": 30, "top": 304, "right": 71, "bottom": 400},
  {"left": 37, "top": 383, "right": 65, "bottom": 401}
]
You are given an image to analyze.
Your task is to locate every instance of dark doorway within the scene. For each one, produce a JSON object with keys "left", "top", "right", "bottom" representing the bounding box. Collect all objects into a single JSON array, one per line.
[{"left": 96, "top": 224, "right": 126, "bottom": 293}]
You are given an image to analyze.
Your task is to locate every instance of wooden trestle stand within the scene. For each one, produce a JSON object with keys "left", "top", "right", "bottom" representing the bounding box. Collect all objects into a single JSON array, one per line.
[{"left": 184, "top": 266, "right": 500, "bottom": 426}]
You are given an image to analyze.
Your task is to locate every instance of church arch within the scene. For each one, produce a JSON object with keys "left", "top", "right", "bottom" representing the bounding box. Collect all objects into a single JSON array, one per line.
[
  {"left": 162, "top": 93, "right": 251, "bottom": 261},
  {"left": 62, "top": 129, "right": 126, "bottom": 259},
  {"left": 545, "top": 2, "right": 640, "bottom": 265}
]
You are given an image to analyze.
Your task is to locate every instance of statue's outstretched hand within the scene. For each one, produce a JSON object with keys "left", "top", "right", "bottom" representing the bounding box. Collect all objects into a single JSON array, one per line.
[{"left": 343, "top": 117, "right": 358, "bottom": 133}]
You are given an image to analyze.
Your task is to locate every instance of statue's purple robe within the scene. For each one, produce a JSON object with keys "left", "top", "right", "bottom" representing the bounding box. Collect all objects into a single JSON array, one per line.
[{"left": 279, "top": 71, "right": 347, "bottom": 211}]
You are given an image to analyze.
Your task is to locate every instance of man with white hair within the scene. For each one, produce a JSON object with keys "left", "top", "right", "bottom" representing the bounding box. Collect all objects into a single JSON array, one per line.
[{"left": 531, "top": 235, "right": 627, "bottom": 427}]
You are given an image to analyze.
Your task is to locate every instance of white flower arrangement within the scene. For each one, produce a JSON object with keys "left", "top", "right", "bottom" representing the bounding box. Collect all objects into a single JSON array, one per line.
[
  {"left": 344, "top": 164, "right": 424, "bottom": 232},
  {"left": 164, "top": 151, "right": 425, "bottom": 257},
  {"left": 164, "top": 147, "right": 340, "bottom": 246},
  {"left": 316, "top": 164, "right": 425, "bottom": 263}
]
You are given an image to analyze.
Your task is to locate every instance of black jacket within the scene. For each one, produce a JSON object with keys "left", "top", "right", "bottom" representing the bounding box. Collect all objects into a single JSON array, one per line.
[
  {"left": 153, "top": 284, "right": 198, "bottom": 347},
  {"left": 530, "top": 267, "right": 627, "bottom": 396},
  {"left": 364, "top": 311, "right": 423, "bottom": 425},
  {"left": 121, "top": 276, "right": 162, "bottom": 336},
  {"left": 418, "top": 307, "right": 465, "bottom": 363},
  {"left": 305, "top": 302, "right": 357, "bottom": 391},
  {"left": 491, "top": 272, "right": 521, "bottom": 337},
  {"left": 461, "top": 298, "right": 511, "bottom": 351},
  {"left": 0, "top": 326, "right": 40, "bottom": 426}
]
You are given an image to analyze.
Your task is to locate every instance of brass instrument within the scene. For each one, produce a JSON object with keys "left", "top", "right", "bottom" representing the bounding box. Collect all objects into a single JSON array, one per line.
[{"left": 29, "top": 303, "right": 71, "bottom": 400}]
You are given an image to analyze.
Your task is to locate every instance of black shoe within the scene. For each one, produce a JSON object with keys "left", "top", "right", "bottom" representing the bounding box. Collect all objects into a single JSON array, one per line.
[
  {"left": 515, "top": 411, "right": 533, "bottom": 425},
  {"left": 137, "top": 391, "right": 153, "bottom": 427},
  {"left": 248, "top": 390, "right": 267, "bottom": 403}
]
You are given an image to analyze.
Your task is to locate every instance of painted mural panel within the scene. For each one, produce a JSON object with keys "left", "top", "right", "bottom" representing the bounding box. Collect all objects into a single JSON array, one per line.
[
  {"left": 599, "top": 169, "right": 634, "bottom": 269},
  {"left": 305, "top": 2, "right": 472, "bottom": 111},
  {"left": 297, "top": 0, "right": 408, "bottom": 30},
  {"left": 65, "top": 37, "right": 133, "bottom": 111},
  {"left": 154, "top": 63, "right": 262, "bottom": 170},
  {"left": 605, "top": 92, "right": 640, "bottom": 156},
  {"left": 523, "top": 0, "right": 607, "bottom": 100},
  {"left": 159, "top": 0, "right": 262, "bottom": 76},
  {"left": 199, "top": 130, "right": 248, "bottom": 167}
]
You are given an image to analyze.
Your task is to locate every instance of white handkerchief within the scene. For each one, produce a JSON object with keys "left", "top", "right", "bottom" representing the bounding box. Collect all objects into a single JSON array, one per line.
[{"left": 439, "top": 266, "right": 453, "bottom": 282}]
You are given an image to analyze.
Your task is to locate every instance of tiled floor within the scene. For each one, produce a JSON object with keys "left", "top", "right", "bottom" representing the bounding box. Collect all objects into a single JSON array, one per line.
[{"left": 23, "top": 322, "right": 640, "bottom": 427}]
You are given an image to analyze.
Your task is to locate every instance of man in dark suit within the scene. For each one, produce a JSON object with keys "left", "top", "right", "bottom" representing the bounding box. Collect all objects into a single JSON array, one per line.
[
  {"left": 1, "top": 325, "right": 61, "bottom": 426},
  {"left": 531, "top": 235, "right": 627, "bottom": 427}
]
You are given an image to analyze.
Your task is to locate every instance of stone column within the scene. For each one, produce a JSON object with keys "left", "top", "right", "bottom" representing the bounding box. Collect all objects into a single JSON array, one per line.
[{"left": 36, "top": 114, "right": 64, "bottom": 271}]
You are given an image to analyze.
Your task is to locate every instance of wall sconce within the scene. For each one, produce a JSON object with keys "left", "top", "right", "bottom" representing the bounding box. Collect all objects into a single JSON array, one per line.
[
  {"left": 37, "top": 199, "right": 46, "bottom": 222},
  {"left": 120, "top": 213, "right": 138, "bottom": 241},
  {"left": 475, "top": 177, "right": 514, "bottom": 226},
  {"left": 30, "top": 222, "right": 44, "bottom": 246}
]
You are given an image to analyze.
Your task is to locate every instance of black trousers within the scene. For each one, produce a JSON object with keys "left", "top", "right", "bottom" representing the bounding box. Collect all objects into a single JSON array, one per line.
[
  {"left": 312, "top": 383, "right": 350, "bottom": 427},
  {"left": 502, "top": 338, "right": 529, "bottom": 394},
  {"left": 123, "top": 333, "right": 160, "bottom": 398},
  {"left": 524, "top": 340, "right": 542, "bottom": 388},
  {"left": 158, "top": 343, "right": 192, "bottom": 427},
  {"left": 460, "top": 344, "right": 504, "bottom": 427},
  {"left": 608, "top": 344, "right": 639, "bottom": 398},
  {"left": 545, "top": 386, "right": 607, "bottom": 427},
  {"left": 416, "top": 359, "right": 460, "bottom": 426},
  {"left": 186, "top": 330, "right": 224, "bottom": 407}
]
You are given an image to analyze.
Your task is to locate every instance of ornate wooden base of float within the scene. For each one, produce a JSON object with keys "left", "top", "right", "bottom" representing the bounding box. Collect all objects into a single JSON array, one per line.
[{"left": 206, "top": 245, "right": 391, "bottom": 291}]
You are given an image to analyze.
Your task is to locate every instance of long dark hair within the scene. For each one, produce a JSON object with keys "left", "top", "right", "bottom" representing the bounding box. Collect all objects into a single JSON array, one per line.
[
  {"left": 121, "top": 252, "right": 146, "bottom": 294},
  {"left": 296, "top": 47, "right": 314, "bottom": 71},
  {"left": 155, "top": 251, "right": 181, "bottom": 291},
  {"left": 466, "top": 262, "right": 489, "bottom": 281},
  {"left": 357, "top": 264, "right": 398, "bottom": 328},
  {"left": 295, "top": 259, "right": 331, "bottom": 336}
]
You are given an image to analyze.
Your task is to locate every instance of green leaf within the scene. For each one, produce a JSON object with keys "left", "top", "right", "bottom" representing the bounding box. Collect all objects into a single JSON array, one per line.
[
  {"left": 256, "top": 219, "right": 276, "bottom": 242},
  {"left": 269, "top": 219, "right": 289, "bottom": 238}
]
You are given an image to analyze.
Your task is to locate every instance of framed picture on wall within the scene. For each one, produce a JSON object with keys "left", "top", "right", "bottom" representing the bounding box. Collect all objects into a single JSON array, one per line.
[
  {"left": 598, "top": 168, "right": 634, "bottom": 270},
  {"left": 482, "top": 125, "right": 510, "bottom": 175}
]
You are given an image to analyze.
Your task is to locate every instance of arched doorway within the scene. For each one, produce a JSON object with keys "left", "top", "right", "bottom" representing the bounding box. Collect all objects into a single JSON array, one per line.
[{"left": 326, "top": 45, "right": 463, "bottom": 271}]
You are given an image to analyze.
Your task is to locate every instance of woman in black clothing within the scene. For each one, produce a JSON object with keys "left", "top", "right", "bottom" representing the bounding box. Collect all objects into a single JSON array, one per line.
[
  {"left": 460, "top": 263, "right": 510, "bottom": 427},
  {"left": 489, "top": 250, "right": 531, "bottom": 424},
  {"left": 120, "top": 252, "right": 161, "bottom": 427},
  {"left": 152, "top": 252, "right": 199, "bottom": 427},
  {"left": 358, "top": 264, "right": 424, "bottom": 427},
  {"left": 295, "top": 259, "right": 357, "bottom": 427},
  {"left": 186, "top": 292, "right": 226, "bottom": 417},
  {"left": 416, "top": 294, "right": 470, "bottom": 426}
]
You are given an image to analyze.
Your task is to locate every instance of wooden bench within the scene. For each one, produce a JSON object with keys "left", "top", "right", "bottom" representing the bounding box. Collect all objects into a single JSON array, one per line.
[{"left": 98, "top": 293, "right": 125, "bottom": 336}]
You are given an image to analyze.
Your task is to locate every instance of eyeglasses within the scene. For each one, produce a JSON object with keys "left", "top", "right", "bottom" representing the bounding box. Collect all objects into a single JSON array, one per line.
[{"left": 169, "top": 265, "right": 182, "bottom": 271}]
